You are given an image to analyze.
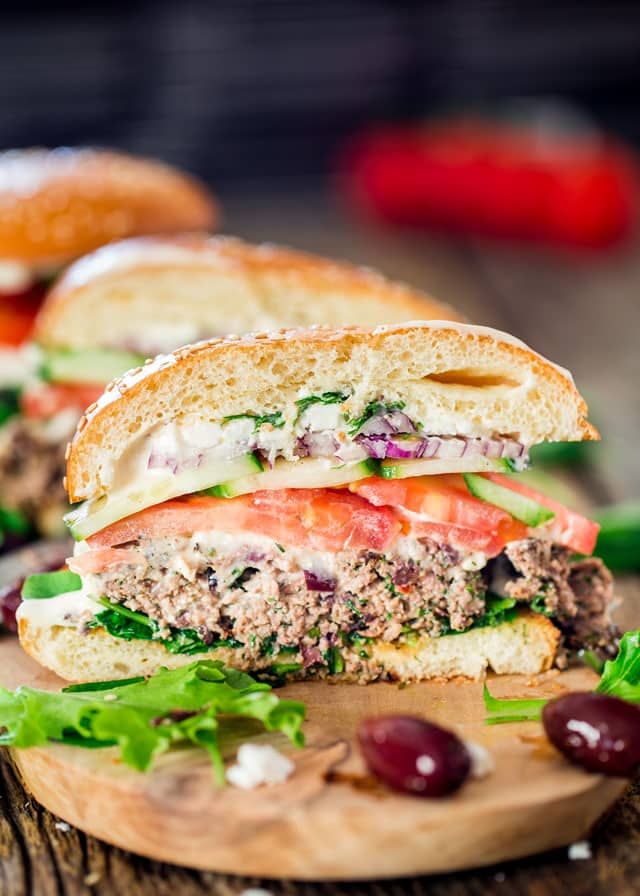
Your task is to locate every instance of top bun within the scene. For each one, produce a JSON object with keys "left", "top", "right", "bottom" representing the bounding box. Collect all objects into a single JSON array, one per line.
[
  {"left": 35, "top": 234, "right": 464, "bottom": 352},
  {"left": 65, "top": 321, "right": 597, "bottom": 503},
  {"left": 0, "top": 148, "right": 217, "bottom": 267}
]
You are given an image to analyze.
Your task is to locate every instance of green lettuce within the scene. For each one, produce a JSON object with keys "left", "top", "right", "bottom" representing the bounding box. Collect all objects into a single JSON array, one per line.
[
  {"left": 484, "top": 629, "right": 640, "bottom": 724},
  {"left": 22, "top": 570, "right": 82, "bottom": 600},
  {"left": 90, "top": 599, "right": 242, "bottom": 656},
  {"left": 0, "top": 661, "right": 305, "bottom": 783}
]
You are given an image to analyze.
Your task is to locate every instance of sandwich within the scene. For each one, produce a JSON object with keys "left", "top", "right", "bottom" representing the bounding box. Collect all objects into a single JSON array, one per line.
[
  {"left": 0, "top": 147, "right": 217, "bottom": 542},
  {"left": 18, "top": 322, "right": 616, "bottom": 683},
  {"left": 5, "top": 237, "right": 462, "bottom": 537}
]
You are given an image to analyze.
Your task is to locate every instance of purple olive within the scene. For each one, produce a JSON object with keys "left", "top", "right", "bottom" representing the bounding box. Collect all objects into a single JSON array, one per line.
[
  {"left": 0, "top": 584, "right": 21, "bottom": 633},
  {"left": 543, "top": 692, "right": 640, "bottom": 777},
  {"left": 357, "top": 714, "right": 471, "bottom": 797}
]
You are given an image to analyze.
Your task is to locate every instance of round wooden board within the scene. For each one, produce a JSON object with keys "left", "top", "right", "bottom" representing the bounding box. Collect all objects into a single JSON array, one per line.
[{"left": 1, "top": 638, "right": 627, "bottom": 881}]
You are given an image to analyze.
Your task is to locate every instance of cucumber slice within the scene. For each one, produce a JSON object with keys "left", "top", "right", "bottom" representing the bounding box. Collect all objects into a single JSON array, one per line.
[
  {"left": 205, "top": 457, "right": 377, "bottom": 498},
  {"left": 65, "top": 452, "right": 264, "bottom": 540},
  {"left": 379, "top": 456, "right": 514, "bottom": 480},
  {"left": 463, "top": 473, "right": 555, "bottom": 527},
  {"left": 41, "top": 347, "right": 146, "bottom": 385}
]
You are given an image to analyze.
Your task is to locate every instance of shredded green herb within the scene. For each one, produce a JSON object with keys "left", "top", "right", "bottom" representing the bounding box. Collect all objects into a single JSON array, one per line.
[
  {"left": 346, "top": 399, "right": 406, "bottom": 436},
  {"left": 295, "top": 391, "right": 348, "bottom": 421}
]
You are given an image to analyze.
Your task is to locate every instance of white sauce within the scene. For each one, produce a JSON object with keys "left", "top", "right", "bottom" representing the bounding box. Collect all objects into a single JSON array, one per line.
[
  {"left": 0, "top": 343, "right": 41, "bottom": 388},
  {"left": 16, "top": 586, "right": 101, "bottom": 628},
  {"left": 0, "top": 261, "right": 34, "bottom": 293}
]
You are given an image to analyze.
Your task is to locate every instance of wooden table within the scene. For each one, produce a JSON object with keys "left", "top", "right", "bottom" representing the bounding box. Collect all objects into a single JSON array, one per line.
[{"left": 2, "top": 193, "right": 639, "bottom": 895}]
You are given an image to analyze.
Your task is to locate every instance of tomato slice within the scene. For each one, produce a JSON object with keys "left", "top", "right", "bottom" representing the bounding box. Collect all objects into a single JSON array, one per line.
[
  {"left": 20, "top": 382, "right": 104, "bottom": 419},
  {"left": 485, "top": 473, "right": 600, "bottom": 555},
  {"left": 351, "top": 476, "right": 527, "bottom": 545},
  {"left": 0, "top": 283, "right": 47, "bottom": 347},
  {"left": 88, "top": 489, "right": 402, "bottom": 554}
]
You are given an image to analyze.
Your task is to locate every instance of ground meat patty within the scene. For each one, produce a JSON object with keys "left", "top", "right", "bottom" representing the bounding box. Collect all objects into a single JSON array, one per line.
[
  {"left": 0, "top": 418, "right": 68, "bottom": 528},
  {"left": 95, "top": 535, "right": 486, "bottom": 658},
  {"left": 92, "top": 532, "right": 616, "bottom": 662},
  {"left": 504, "top": 539, "right": 617, "bottom": 655}
]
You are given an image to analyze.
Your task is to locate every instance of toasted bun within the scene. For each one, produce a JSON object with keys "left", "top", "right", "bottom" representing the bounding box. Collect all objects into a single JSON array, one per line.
[
  {"left": 18, "top": 611, "right": 559, "bottom": 683},
  {"left": 66, "top": 322, "right": 597, "bottom": 503},
  {"left": 34, "top": 234, "right": 463, "bottom": 351},
  {"left": 0, "top": 148, "right": 217, "bottom": 266}
]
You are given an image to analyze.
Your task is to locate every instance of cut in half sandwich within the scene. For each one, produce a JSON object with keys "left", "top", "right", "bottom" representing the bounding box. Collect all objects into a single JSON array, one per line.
[
  {"left": 18, "top": 322, "right": 616, "bottom": 683},
  {"left": 5, "top": 237, "right": 462, "bottom": 537}
]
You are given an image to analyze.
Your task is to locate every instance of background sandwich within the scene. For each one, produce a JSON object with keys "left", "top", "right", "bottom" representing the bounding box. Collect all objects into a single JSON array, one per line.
[
  {"left": 6, "top": 237, "right": 462, "bottom": 538},
  {"left": 0, "top": 147, "right": 217, "bottom": 544},
  {"left": 18, "top": 322, "right": 617, "bottom": 683}
]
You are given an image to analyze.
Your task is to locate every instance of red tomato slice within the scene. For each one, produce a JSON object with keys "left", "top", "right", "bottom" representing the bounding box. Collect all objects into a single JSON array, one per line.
[
  {"left": 68, "top": 547, "right": 145, "bottom": 575},
  {"left": 88, "top": 489, "right": 402, "bottom": 554},
  {"left": 407, "top": 519, "right": 507, "bottom": 557},
  {"left": 20, "top": 383, "right": 105, "bottom": 419},
  {"left": 0, "top": 283, "right": 47, "bottom": 347},
  {"left": 351, "top": 476, "right": 528, "bottom": 544},
  {"left": 485, "top": 473, "right": 600, "bottom": 555}
]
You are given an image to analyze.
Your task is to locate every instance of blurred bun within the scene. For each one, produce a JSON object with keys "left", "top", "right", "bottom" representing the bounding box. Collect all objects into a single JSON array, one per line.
[
  {"left": 0, "top": 148, "right": 217, "bottom": 266},
  {"left": 35, "top": 234, "right": 464, "bottom": 351}
]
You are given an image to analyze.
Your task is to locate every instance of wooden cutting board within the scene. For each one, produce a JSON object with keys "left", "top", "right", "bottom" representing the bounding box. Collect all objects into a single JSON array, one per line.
[{"left": 1, "top": 638, "right": 627, "bottom": 881}]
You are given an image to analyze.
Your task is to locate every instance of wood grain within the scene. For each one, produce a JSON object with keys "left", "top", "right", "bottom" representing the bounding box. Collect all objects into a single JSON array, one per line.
[{"left": 0, "top": 639, "right": 628, "bottom": 882}]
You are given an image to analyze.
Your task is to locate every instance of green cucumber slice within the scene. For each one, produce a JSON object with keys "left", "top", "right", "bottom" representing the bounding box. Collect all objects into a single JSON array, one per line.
[
  {"left": 65, "top": 452, "right": 264, "bottom": 540},
  {"left": 379, "top": 456, "right": 514, "bottom": 480},
  {"left": 41, "top": 347, "right": 146, "bottom": 385},
  {"left": 463, "top": 473, "right": 555, "bottom": 527},
  {"left": 204, "top": 457, "right": 377, "bottom": 498}
]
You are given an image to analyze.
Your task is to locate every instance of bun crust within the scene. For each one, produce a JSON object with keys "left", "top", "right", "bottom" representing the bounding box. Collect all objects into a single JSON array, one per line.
[
  {"left": 18, "top": 611, "right": 559, "bottom": 683},
  {"left": 65, "top": 322, "right": 597, "bottom": 503},
  {"left": 34, "top": 234, "right": 464, "bottom": 349},
  {"left": 0, "top": 149, "right": 217, "bottom": 266}
]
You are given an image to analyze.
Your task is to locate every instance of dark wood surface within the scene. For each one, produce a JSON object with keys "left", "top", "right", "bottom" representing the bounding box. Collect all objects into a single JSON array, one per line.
[{"left": 2, "top": 195, "right": 639, "bottom": 895}]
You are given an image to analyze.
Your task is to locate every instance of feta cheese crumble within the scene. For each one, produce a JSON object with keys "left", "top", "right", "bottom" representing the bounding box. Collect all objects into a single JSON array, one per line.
[
  {"left": 465, "top": 741, "right": 495, "bottom": 779},
  {"left": 226, "top": 743, "right": 294, "bottom": 790}
]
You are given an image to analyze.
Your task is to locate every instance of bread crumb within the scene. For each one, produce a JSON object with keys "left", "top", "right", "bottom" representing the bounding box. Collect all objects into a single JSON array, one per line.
[
  {"left": 84, "top": 871, "right": 101, "bottom": 886},
  {"left": 568, "top": 841, "right": 592, "bottom": 861}
]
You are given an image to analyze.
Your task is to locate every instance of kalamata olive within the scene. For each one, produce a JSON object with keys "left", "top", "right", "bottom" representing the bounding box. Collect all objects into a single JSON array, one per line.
[
  {"left": 0, "top": 585, "right": 21, "bottom": 633},
  {"left": 357, "top": 714, "right": 471, "bottom": 797},
  {"left": 543, "top": 692, "right": 640, "bottom": 777}
]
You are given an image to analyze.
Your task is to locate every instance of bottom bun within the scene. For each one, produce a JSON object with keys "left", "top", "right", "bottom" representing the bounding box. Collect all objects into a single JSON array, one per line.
[{"left": 18, "top": 611, "right": 559, "bottom": 684}]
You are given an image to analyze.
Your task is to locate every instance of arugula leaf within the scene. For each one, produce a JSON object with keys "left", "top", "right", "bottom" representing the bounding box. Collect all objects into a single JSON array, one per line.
[
  {"left": 484, "top": 629, "right": 640, "bottom": 725},
  {"left": 597, "top": 630, "right": 640, "bottom": 702},
  {"left": 483, "top": 685, "right": 547, "bottom": 725},
  {"left": 295, "top": 391, "right": 348, "bottom": 421},
  {"left": 0, "top": 661, "right": 305, "bottom": 783},
  {"left": 22, "top": 570, "right": 82, "bottom": 600},
  {"left": 347, "top": 400, "right": 406, "bottom": 436},
  {"left": 92, "top": 599, "right": 242, "bottom": 655},
  {"left": 223, "top": 411, "right": 285, "bottom": 431}
]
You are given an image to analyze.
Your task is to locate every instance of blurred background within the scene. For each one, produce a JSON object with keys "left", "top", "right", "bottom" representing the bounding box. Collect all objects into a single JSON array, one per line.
[{"left": 2, "top": 0, "right": 639, "bottom": 502}]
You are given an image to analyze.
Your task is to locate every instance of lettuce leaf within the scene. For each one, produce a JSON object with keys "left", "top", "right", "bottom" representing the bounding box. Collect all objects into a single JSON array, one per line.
[
  {"left": 22, "top": 570, "right": 82, "bottom": 600},
  {"left": 484, "top": 629, "right": 640, "bottom": 724},
  {"left": 0, "top": 660, "right": 305, "bottom": 783}
]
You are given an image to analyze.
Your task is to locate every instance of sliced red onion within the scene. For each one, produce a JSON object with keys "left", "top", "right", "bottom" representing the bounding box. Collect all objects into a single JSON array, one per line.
[
  {"left": 358, "top": 410, "right": 416, "bottom": 438},
  {"left": 355, "top": 433, "right": 527, "bottom": 463},
  {"left": 302, "top": 645, "right": 323, "bottom": 668},
  {"left": 304, "top": 570, "right": 336, "bottom": 592}
]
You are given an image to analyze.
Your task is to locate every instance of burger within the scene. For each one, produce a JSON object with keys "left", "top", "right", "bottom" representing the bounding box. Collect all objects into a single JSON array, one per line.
[
  {"left": 18, "top": 322, "right": 616, "bottom": 683},
  {"left": 0, "top": 148, "right": 217, "bottom": 541}
]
